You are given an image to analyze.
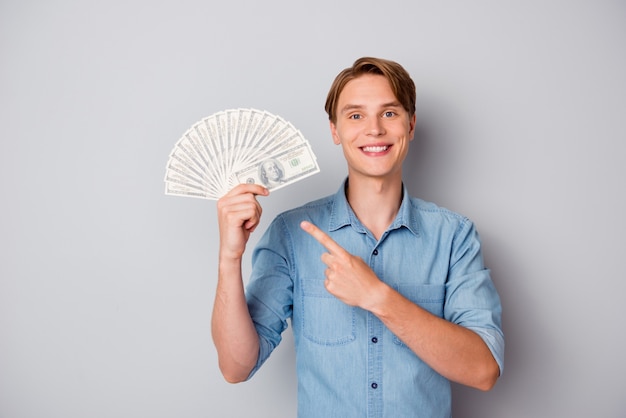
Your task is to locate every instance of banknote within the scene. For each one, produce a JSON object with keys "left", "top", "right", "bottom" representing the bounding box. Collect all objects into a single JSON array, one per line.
[
  {"left": 164, "top": 180, "right": 211, "bottom": 199},
  {"left": 164, "top": 108, "right": 320, "bottom": 200},
  {"left": 234, "top": 143, "right": 319, "bottom": 192}
]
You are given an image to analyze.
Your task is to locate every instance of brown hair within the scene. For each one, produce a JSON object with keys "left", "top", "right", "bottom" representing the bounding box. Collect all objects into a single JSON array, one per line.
[{"left": 324, "top": 57, "right": 416, "bottom": 123}]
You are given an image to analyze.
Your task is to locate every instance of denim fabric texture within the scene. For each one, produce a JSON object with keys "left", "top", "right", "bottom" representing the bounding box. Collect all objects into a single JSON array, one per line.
[{"left": 246, "top": 181, "right": 504, "bottom": 418}]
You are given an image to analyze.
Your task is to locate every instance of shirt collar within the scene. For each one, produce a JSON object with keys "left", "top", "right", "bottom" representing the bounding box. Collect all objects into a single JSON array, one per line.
[{"left": 328, "top": 178, "right": 420, "bottom": 236}]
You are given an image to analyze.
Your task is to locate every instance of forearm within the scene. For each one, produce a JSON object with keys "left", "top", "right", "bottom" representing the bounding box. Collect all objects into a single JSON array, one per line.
[
  {"left": 369, "top": 283, "right": 500, "bottom": 391},
  {"left": 211, "top": 257, "right": 260, "bottom": 383}
]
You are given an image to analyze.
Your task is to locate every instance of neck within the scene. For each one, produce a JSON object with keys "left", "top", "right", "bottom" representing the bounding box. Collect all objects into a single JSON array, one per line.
[{"left": 345, "top": 174, "right": 403, "bottom": 240}]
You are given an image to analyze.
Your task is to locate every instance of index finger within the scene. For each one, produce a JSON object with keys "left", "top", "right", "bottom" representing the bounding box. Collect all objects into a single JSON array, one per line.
[
  {"left": 300, "top": 221, "right": 346, "bottom": 255},
  {"left": 225, "top": 183, "right": 269, "bottom": 198}
]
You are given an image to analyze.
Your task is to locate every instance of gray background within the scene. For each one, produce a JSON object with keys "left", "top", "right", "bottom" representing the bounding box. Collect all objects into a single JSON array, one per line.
[{"left": 1, "top": 1, "right": 625, "bottom": 417}]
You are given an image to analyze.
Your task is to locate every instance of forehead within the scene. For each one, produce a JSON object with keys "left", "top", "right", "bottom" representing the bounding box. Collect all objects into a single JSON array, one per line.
[{"left": 338, "top": 74, "right": 398, "bottom": 106}]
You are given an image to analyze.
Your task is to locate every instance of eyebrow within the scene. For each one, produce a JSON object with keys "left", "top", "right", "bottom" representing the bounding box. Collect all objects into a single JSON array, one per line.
[{"left": 339, "top": 101, "right": 403, "bottom": 114}]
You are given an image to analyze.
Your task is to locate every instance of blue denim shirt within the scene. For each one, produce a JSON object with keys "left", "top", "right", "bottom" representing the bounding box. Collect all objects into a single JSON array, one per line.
[{"left": 246, "top": 182, "right": 504, "bottom": 418}]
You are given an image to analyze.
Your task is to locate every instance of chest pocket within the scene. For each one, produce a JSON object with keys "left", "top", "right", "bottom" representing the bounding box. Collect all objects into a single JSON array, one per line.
[
  {"left": 392, "top": 284, "right": 445, "bottom": 347},
  {"left": 301, "top": 278, "right": 356, "bottom": 346}
]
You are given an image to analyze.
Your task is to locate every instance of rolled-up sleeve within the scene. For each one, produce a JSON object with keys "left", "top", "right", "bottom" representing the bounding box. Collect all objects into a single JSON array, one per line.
[
  {"left": 245, "top": 217, "right": 294, "bottom": 379},
  {"left": 445, "top": 219, "right": 505, "bottom": 375}
]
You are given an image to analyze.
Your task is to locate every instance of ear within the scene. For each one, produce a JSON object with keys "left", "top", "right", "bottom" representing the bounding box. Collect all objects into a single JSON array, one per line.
[
  {"left": 408, "top": 113, "right": 417, "bottom": 141},
  {"left": 330, "top": 120, "right": 341, "bottom": 145}
]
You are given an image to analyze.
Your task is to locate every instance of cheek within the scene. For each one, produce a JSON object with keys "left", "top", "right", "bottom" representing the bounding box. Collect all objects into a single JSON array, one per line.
[{"left": 334, "top": 125, "right": 363, "bottom": 144}]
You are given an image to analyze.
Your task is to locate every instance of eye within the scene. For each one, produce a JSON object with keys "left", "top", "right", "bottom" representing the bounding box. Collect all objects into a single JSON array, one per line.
[
  {"left": 349, "top": 113, "right": 362, "bottom": 120},
  {"left": 382, "top": 111, "right": 396, "bottom": 118}
]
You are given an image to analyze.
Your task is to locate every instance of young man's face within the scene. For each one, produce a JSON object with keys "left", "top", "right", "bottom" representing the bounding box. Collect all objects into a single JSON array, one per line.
[{"left": 330, "top": 74, "right": 416, "bottom": 182}]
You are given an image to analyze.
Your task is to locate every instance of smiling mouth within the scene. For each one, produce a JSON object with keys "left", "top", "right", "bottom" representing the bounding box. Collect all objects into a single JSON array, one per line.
[{"left": 361, "top": 145, "right": 389, "bottom": 152}]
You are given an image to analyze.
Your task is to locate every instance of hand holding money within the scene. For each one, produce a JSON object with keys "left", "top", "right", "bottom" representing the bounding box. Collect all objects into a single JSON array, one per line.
[
  {"left": 217, "top": 184, "right": 268, "bottom": 261},
  {"left": 164, "top": 108, "right": 320, "bottom": 200}
]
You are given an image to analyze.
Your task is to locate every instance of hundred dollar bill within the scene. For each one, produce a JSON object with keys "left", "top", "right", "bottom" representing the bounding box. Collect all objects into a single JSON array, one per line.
[
  {"left": 233, "top": 142, "right": 320, "bottom": 192},
  {"left": 194, "top": 117, "right": 227, "bottom": 188},
  {"left": 164, "top": 109, "right": 321, "bottom": 201},
  {"left": 165, "top": 161, "right": 205, "bottom": 188},
  {"left": 165, "top": 181, "right": 212, "bottom": 200},
  {"left": 235, "top": 111, "right": 277, "bottom": 168}
]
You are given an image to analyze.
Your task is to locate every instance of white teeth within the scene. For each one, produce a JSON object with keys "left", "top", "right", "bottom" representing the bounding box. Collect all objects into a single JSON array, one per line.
[{"left": 362, "top": 145, "right": 389, "bottom": 152}]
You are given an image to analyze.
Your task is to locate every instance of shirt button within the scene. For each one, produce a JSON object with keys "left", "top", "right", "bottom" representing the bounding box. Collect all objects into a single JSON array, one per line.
[
  {"left": 373, "top": 249, "right": 379, "bottom": 255},
  {"left": 371, "top": 382, "right": 378, "bottom": 389},
  {"left": 371, "top": 337, "right": 378, "bottom": 343}
]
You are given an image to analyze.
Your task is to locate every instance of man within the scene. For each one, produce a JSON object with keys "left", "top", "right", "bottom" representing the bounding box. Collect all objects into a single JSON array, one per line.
[{"left": 212, "top": 57, "right": 504, "bottom": 417}]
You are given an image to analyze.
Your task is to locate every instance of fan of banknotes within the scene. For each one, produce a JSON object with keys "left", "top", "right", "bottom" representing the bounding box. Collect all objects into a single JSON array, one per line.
[{"left": 164, "top": 108, "right": 320, "bottom": 200}]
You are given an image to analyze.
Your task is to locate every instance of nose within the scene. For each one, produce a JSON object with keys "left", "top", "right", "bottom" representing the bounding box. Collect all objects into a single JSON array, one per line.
[{"left": 367, "top": 117, "right": 385, "bottom": 136}]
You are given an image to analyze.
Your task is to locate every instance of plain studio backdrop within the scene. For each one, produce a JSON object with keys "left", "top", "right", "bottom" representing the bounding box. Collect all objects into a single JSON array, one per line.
[{"left": 1, "top": 1, "right": 625, "bottom": 417}]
